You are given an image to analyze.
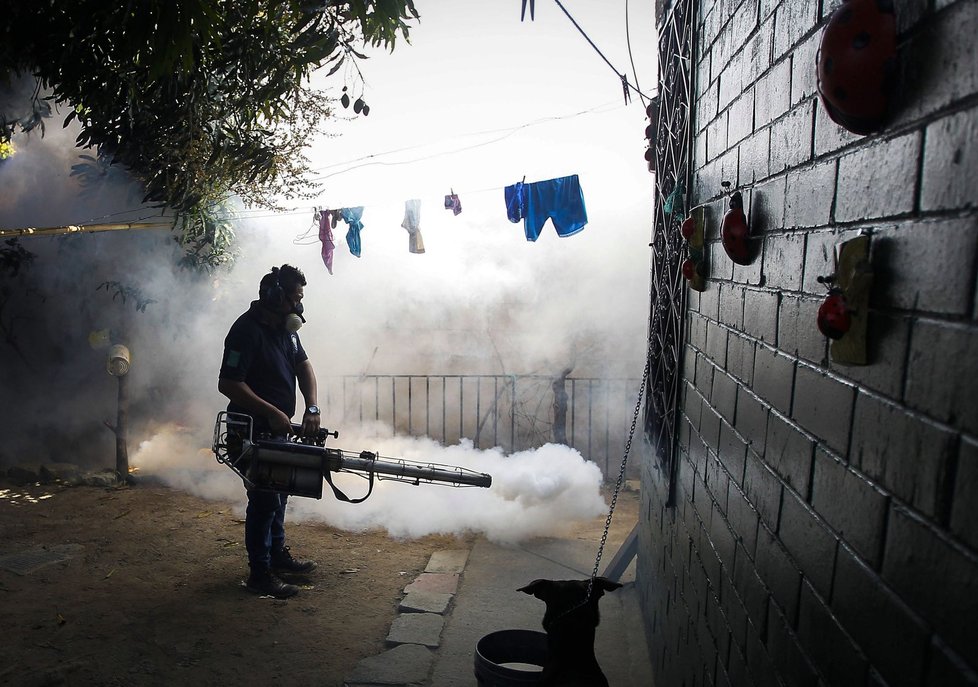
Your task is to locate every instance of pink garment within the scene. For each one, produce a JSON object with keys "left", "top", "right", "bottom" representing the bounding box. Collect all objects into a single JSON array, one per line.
[{"left": 318, "top": 210, "right": 335, "bottom": 274}]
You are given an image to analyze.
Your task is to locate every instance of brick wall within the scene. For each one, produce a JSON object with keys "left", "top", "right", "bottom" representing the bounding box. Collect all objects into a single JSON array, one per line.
[{"left": 638, "top": 1, "right": 978, "bottom": 685}]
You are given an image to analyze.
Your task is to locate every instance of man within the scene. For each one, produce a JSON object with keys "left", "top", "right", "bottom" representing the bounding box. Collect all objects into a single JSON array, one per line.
[{"left": 218, "top": 264, "right": 320, "bottom": 599}]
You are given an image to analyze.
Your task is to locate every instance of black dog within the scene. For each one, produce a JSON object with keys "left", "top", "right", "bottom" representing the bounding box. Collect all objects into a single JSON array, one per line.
[{"left": 517, "top": 577, "right": 623, "bottom": 687}]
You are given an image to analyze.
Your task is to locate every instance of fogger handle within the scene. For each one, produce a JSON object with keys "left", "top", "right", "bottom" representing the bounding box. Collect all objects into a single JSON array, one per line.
[{"left": 289, "top": 423, "right": 339, "bottom": 441}]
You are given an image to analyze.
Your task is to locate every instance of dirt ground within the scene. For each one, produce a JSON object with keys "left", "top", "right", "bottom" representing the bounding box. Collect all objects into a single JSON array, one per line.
[{"left": 0, "top": 478, "right": 639, "bottom": 687}]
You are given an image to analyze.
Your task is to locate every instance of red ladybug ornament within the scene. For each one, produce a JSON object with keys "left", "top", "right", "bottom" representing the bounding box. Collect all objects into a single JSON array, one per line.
[
  {"left": 682, "top": 258, "right": 697, "bottom": 281},
  {"left": 817, "top": 0, "right": 898, "bottom": 135},
  {"left": 721, "top": 191, "right": 751, "bottom": 265},
  {"left": 681, "top": 216, "right": 696, "bottom": 241},
  {"left": 817, "top": 289, "right": 852, "bottom": 339}
]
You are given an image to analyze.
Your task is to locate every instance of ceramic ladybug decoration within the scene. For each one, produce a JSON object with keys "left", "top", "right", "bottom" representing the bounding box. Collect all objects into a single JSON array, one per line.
[
  {"left": 681, "top": 258, "right": 697, "bottom": 281},
  {"left": 817, "top": 0, "right": 898, "bottom": 135},
  {"left": 818, "top": 288, "right": 852, "bottom": 339},
  {"left": 721, "top": 191, "right": 751, "bottom": 265}
]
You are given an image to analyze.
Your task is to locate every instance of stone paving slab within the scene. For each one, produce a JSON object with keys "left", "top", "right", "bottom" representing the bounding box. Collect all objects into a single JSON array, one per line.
[
  {"left": 386, "top": 612, "right": 445, "bottom": 648},
  {"left": 423, "top": 549, "right": 469, "bottom": 574},
  {"left": 399, "top": 590, "right": 453, "bottom": 615},
  {"left": 344, "top": 643, "right": 434, "bottom": 686},
  {"left": 403, "top": 572, "right": 459, "bottom": 595}
]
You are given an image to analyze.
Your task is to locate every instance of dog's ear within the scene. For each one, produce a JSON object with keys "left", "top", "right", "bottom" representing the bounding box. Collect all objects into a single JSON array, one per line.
[
  {"left": 517, "top": 579, "right": 551, "bottom": 599},
  {"left": 594, "top": 577, "right": 624, "bottom": 594}
]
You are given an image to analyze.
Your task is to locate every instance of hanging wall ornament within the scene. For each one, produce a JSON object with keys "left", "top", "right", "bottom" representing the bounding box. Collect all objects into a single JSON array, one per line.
[
  {"left": 721, "top": 190, "right": 754, "bottom": 265},
  {"left": 680, "top": 207, "right": 707, "bottom": 292},
  {"left": 816, "top": 0, "right": 898, "bottom": 135},
  {"left": 816, "top": 233, "right": 874, "bottom": 365}
]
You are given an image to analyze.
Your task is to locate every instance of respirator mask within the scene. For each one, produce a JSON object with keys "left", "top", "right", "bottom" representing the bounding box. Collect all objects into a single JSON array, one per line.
[{"left": 285, "top": 302, "right": 306, "bottom": 333}]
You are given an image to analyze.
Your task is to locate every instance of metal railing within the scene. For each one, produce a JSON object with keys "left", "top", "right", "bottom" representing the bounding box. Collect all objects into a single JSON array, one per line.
[{"left": 320, "top": 374, "right": 643, "bottom": 480}]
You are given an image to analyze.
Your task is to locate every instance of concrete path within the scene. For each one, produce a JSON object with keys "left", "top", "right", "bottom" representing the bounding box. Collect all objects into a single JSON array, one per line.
[{"left": 345, "top": 536, "right": 654, "bottom": 686}]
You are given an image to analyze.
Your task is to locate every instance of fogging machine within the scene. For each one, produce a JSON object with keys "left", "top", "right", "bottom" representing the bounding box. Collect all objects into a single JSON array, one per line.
[{"left": 212, "top": 412, "right": 492, "bottom": 502}]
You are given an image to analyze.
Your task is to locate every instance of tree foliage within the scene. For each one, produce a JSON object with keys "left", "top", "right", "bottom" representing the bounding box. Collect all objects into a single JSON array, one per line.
[{"left": 0, "top": 1, "right": 419, "bottom": 269}]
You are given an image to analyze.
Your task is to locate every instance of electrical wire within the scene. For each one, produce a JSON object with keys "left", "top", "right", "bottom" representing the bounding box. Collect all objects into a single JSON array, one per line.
[{"left": 552, "top": 0, "right": 655, "bottom": 102}]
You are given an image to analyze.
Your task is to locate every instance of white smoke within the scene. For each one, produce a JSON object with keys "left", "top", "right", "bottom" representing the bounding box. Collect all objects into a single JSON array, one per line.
[{"left": 130, "top": 422, "right": 608, "bottom": 545}]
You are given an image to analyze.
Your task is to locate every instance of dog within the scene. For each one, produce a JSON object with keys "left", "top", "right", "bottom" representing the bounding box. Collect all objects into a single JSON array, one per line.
[{"left": 517, "top": 577, "right": 623, "bottom": 687}]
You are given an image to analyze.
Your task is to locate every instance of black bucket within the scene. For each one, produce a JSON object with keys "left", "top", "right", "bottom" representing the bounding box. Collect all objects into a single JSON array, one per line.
[{"left": 473, "top": 629, "right": 548, "bottom": 686}]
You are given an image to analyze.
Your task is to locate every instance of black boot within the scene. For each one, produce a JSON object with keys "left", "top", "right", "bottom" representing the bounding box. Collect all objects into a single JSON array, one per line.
[
  {"left": 271, "top": 546, "right": 317, "bottom": 574},
  {"left": 246, "top": 569, "right": 299, "bottom": 598}
]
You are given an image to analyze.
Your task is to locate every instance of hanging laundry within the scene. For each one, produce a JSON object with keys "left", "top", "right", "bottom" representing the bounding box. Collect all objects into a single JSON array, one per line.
[
  {"left": 340, "top": 207, "right": 365, "bottom": 257},
  {"left": 444, "top": 192, "right": 462, "bottom": 216},
  {"left": 401, "top": 199, "right": 426, "bottom": 254},
  {"left": 504, "top": 179, "right": 526, "bottom": 223},
  {"left": 318, "top": 210, "right": 335, "bottom": 274},
  {"left": 504, "top": 174, "right": 588, "bottom": 241}
]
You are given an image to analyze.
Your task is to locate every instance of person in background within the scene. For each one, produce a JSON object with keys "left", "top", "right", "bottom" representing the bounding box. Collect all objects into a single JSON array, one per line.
[{"left": 218, "top": 264, "right": 320, "bottom": 599}]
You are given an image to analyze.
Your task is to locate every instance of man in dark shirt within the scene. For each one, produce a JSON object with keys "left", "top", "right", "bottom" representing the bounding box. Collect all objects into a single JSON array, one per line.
[{"left": 218, "top": 264, "right": 321, "bottom": 599}]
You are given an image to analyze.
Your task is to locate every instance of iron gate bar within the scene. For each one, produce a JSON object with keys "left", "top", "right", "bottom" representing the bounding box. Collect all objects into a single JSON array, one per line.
[{"left": 645, "top": 0, "right": 695, "bottom": 507}]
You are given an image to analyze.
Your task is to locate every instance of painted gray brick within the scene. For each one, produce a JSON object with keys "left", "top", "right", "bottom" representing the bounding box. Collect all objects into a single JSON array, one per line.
[
  {"left": 897, "top": 1, "right": 978, "bottom": 122},
  {"left": 728, "top": 480, "right": 760, "bottom": 556},
  {"left": 811, "top": 448, "right": 888, "bottom": 567},
  {"left": 790, "top": 32, "right": 820, "bottom": 106},
  {"left": 706, "top": 320, "right": 729, "bottom": 368},
  {"left": 950, "top": 438, "right": 978, "bottom": 551},
  {"left": 735, "top": 387, "right": 769, "bottom": 457},
  {"left": 852, "top": 391, "right": 954, "bottom": 520},
  {"left": 752, "top": 176, "right": 786, "bottom": 232},
  {"left": 832, "top": 545, "right": 930, "bottom": 687},
  {"left": 710, "top": 502, "right": 737, "bottom": 572},
  {"left": 796, "top": 581, "right": 869, "bottom": 687},
  {"left": 770, "top": 102, "right": 815, "bottom": 174},
  {"left": 773, "top": 0, "right": 818, "bottom": 60},
  {"left": 744, "top": 17, "right": 773, "bottom": 86},
  {"left": 698, "top": 80, "right": 720, "bottom": 134},
  {"left": 719, "top": 51, "right": 747, "bottom": 111},
  {"left": 700, "top": 281, "right": 721, "bottom": 320},
  {"left": 756, "top": 523, "right": 802, "bottom": 624},
  {"left": 755, "top": 59, "right": 792, "bottom": 127},
  {"left": 763, "top": 233, "right": 807, "bottom": 291},
  {"left": 733, "top": 544, "right": 770, "bottom": 633},
  {"left": 802, "top": 228, "right": 855, "bottom": 295},
  {"left": 906, "top": 319, "right": 978, "bottom": 435},
  {"left": 874, "top": 218, "right": 978, "bottom": 316},
  {"left": 814, "top": 103, "right": 863, "bottom": 157},
  {"left": 719, "top": 419, "right": 748, "bottom": 486},
  {"left": 779, "top": 489, "right": 837, "bottom": 599},
  {"left": 695, "top": 352, "right": 715, "bottom": 397},
  {"left": 827, "top": 312, "right": 911, "bottom": 401},
  {"left": 688, "top": 311, "right": 708, "bottom": 351},
  {"left": 719, "top": 283, "right": 745, "bottom": 328},
  {"left": 728, "top": 89, "right": 754, "bottom": 146},
  {"left": 784, "top": 160, "right": 835, "bottom": 229},
  {"left": 743, "top": 289, "right": 780, "bottom": 344},
  {"left": 707, "top": 110, "right": 729, "bottom": 161},
  {"left": 791, "top": 365, "right": 855, "bottom": 456},
  {"left": 753, "top": 345, "right": 795, "bottom": 414},
  {"left": 925, "top": 636, "right": 978, "bottom": 687},
  {"left": 727, "top": 331, "right": 756, "bottom": 385},
  {"left": 702, "top": 404, "right": 723, "bottom": 456},
  {"left": 744, "top": 617, "right": 781, "bottom": 687},
  {"left": 764, "top": 411, "right": 815, "bottom": 499},
  {"left": 778, "top": 295, "right": 827, "bottom": 364},
  {"left": 739, "top": 128, "right": 771, "bottom": 185},
  {"left": 882, "top": 505, "right": 978, "bottom": 664},
  {"left": 745, "top": 450, "right": 783, "bottom": 532},
  {"left": 767, "top": 601, "right": 820, "bottom": 687},
  {"left": 921, "top": 107, "right": 978, "bottom": 211},
  {"left": 712, "top": 370, "right": 738, "bottom": 421},
  {"left": 836, "top": 134, "right": 921, "bottom": 223}
]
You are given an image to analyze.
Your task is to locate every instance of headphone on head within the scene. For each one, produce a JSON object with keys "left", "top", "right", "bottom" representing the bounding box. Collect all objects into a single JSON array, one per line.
[{"left": 259, "top": 268, "right": 286, "bottom": 308}]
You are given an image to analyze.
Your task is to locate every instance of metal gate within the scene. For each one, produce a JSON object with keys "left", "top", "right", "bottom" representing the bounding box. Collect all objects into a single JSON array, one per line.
[{"left": 644, "top": 0, "right": 696, "bottom": 507}]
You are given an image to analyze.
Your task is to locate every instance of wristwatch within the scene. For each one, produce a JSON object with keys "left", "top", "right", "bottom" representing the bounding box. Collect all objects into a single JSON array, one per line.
[{"left": 306, "top": 405, "right": 320, "bottom": 415}]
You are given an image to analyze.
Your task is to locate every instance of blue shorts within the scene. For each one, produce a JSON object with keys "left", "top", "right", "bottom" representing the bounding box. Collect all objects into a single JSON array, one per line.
[{"left": 505, "top": 175, "right": 588, "bottom": 241}]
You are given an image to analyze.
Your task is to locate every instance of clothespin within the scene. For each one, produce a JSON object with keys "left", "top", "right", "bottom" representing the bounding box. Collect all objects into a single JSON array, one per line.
[
  {"left": 621, "top": 74, "right": 631, "bottom": 105},
  {"left": 521, "top": 175, "right": 526, "bottom": 184},
  {"left": 521, "top": 0, "right": 535, "bottom": 21}
]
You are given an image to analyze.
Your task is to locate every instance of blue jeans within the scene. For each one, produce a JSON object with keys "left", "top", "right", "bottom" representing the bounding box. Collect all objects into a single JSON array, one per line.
[{"left": 245, "top": 489, "right": 289, "bottom": 573}]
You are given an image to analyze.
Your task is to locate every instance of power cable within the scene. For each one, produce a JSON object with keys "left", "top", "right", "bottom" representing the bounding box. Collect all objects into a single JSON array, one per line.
[{"left": 551, "top": 0, "right": 655, "bottom": 102}]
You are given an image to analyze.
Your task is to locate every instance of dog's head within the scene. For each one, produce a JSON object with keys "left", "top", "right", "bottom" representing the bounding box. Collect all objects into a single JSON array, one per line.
[{"left": 517, "top": 577, "right": 623, "bottom": 632}]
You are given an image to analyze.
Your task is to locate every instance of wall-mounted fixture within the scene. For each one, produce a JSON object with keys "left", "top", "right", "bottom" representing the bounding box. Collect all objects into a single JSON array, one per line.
[
  {"left": 817, "top": 233, "right": 874, "bottom": 365},
  {"left": 680, "top": 207, "right": 707, "bottom": 291},
  {"left": 816, "top": 0, "right": 898, "bottom": 135},
  {"left": 721, "top": 191, "right": 754, "bottom": 265}
]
